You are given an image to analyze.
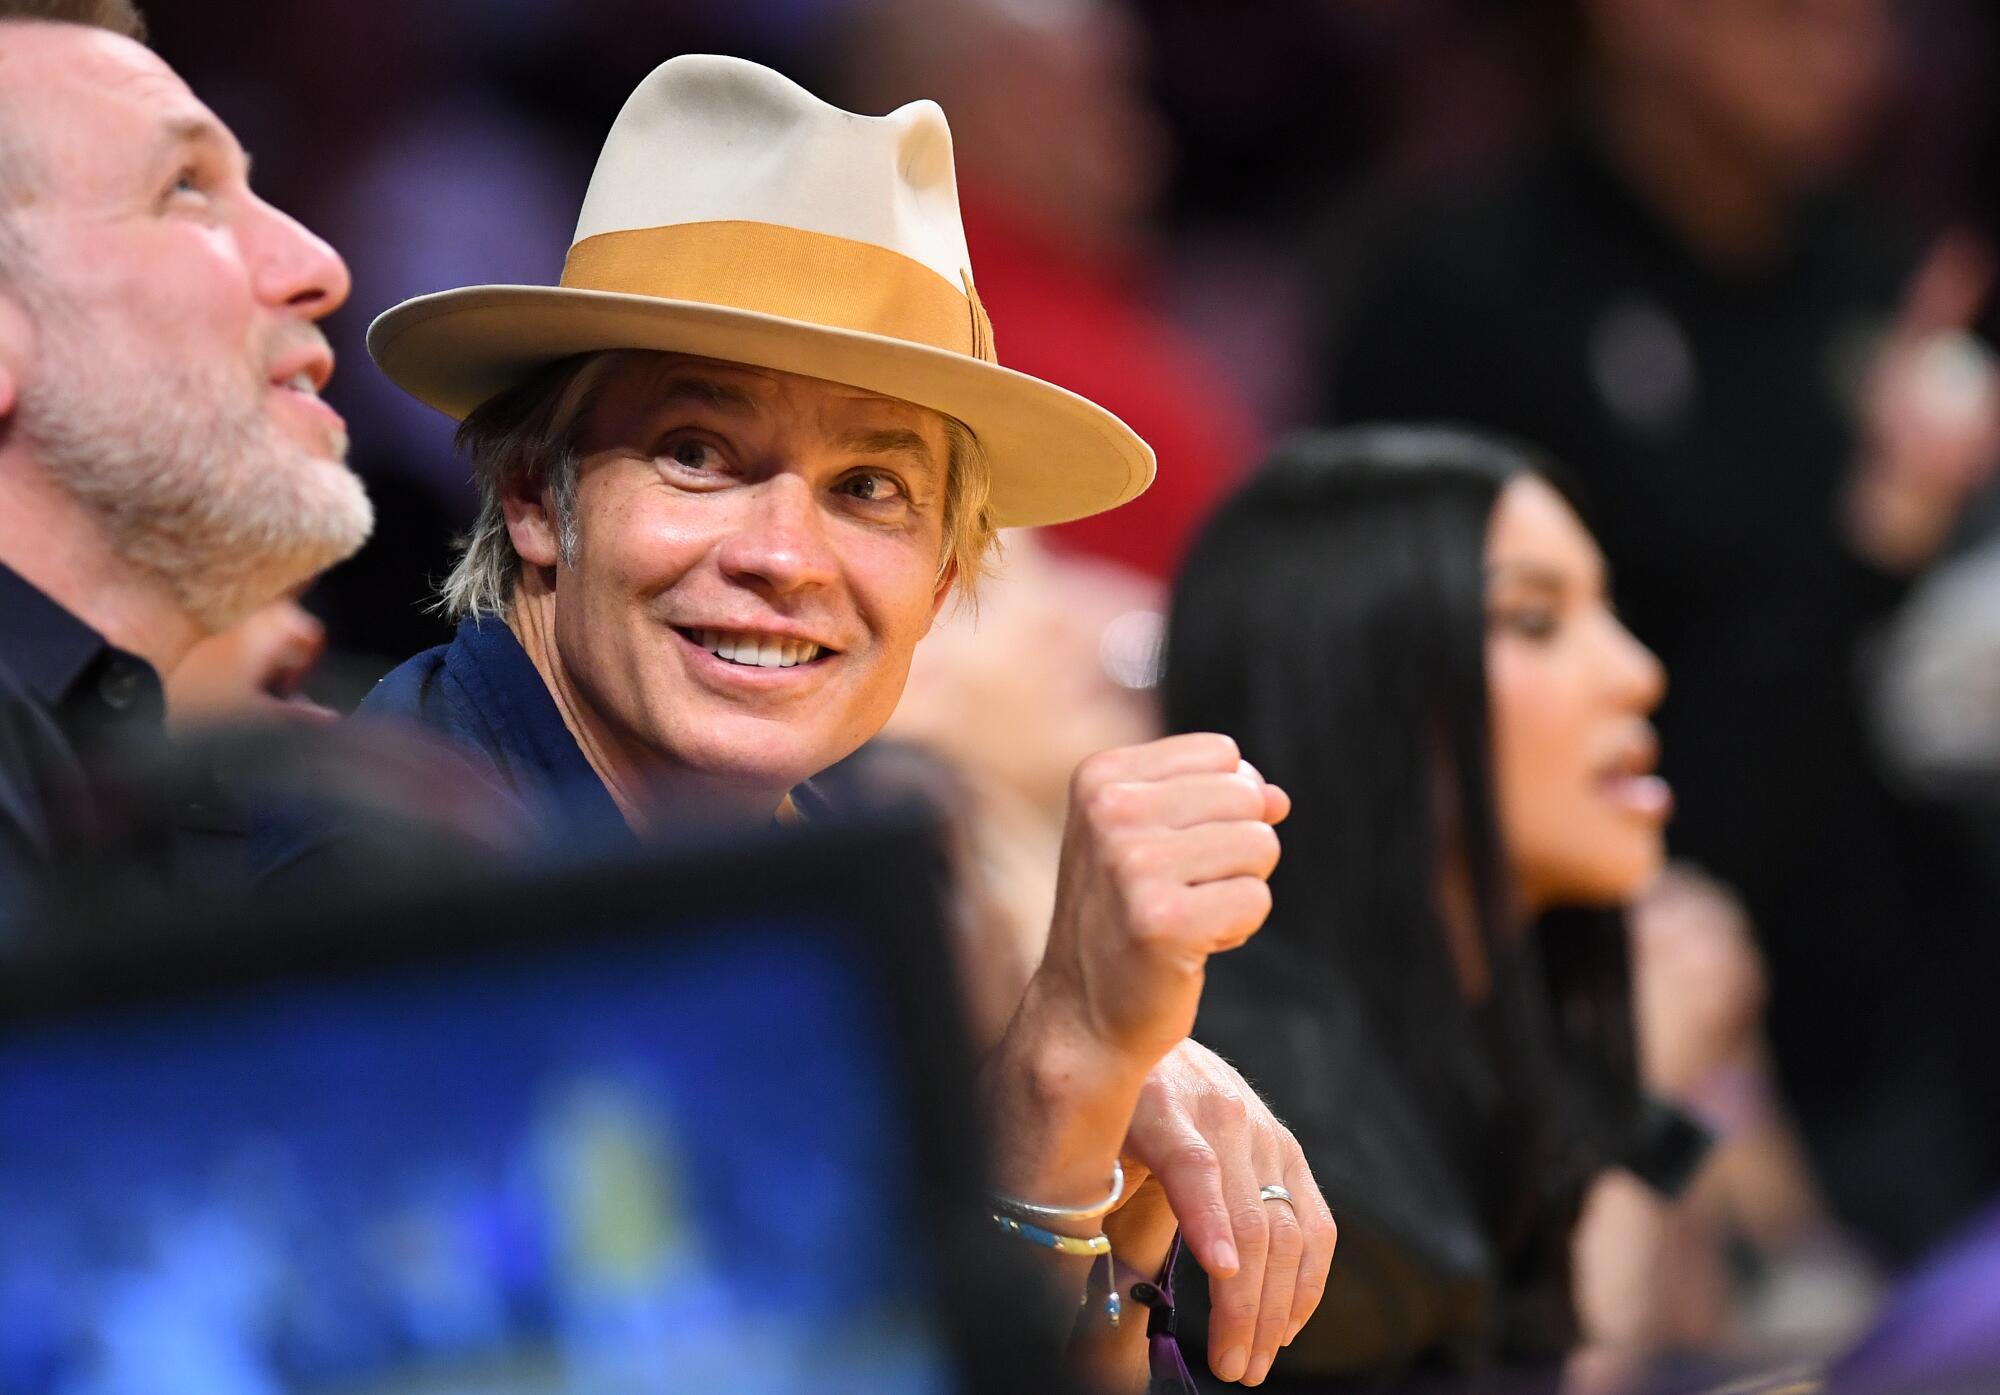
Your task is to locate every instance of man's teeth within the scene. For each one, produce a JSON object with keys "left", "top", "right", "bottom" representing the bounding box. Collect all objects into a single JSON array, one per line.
[{"left": 696, "top": 629, "right": 823, "bottom": 668}]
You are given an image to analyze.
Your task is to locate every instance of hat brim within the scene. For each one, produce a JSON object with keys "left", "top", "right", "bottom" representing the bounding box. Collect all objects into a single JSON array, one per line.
[{"left": 367, "top": 285, "right": 1155, "bottom": 529}]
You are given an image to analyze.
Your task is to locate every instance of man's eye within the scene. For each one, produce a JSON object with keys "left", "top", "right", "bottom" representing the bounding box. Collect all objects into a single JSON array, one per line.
[
  {"left": 663, "top": 438, "right": 723, "bottom": 472},
  {"left": 163, "top": 168, "right": 205, "bottom": 203},
  {"left": 839, "top": 472, "right": 904, "bottom": 503}
]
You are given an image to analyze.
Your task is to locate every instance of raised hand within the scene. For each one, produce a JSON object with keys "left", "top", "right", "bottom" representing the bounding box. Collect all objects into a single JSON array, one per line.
[{"left": 984, "top": 731, "right": 1287, "bottom": 1226}]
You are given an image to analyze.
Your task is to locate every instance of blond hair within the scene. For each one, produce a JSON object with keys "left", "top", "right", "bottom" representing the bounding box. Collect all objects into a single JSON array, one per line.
[{"left": 439, "top": 350, "right": 999, "bottom": 621}]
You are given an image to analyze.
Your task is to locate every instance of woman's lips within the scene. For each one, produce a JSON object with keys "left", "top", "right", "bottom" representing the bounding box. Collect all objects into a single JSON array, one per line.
[{"left": 1599, "top": 770, "right": 1674, "bottom": 821}]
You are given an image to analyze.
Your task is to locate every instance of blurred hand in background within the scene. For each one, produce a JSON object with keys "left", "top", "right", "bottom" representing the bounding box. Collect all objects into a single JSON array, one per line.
[
  {"left": 1849, "top": 231, "right": 2000, "bottom": 573},
  {"left": 167, "top": 596, "right": 336, "bottom": 731}
]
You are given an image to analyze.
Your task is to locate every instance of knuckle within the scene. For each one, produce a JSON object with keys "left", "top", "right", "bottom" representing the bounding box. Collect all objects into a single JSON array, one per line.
[
  {"left": 1111, "top": 837, "right": 1161, "bottom": 884},
  {"left": 1220, "top": 1297, "right": 1262, "bottom": 1330},
  {"left": 1135, "top": 889, "right": 1192, "bottom": 944},
  {"left": 1268, "top": 1215, "right": 1306, "bottom": 1259},
  {"left": 1171, "top": 1140, "right": 1222, "bottom": 1182},
  {"left": 1230, "top": 1203, "right": 1271, "bottom": 1249},
  {"left": 1070, "top": 754, "right": 1110, "bottom": 801},
  {"left": 1210, "top": 1086, "right": 1252, "bottom": 1127},
  {"left": 1213, "top": 778, "right": 1261, "bottom": 820},
  {"left": 1201, "top": 732, "right": 1242, "bottom": 767},
  {"left": 1082, "top": 779, "right": 1130, "bottom": 826}
]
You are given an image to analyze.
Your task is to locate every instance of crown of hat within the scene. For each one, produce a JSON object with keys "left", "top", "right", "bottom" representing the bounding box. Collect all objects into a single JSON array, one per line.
[
  {"left": 556, "top": 55, "right": 993, "bottom": 364},
  {"left": 572, "top": 54, "right": 973, "bottom": 292}
]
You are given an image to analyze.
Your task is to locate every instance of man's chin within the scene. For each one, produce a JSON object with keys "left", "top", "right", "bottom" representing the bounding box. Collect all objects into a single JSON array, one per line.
[
  {"left": 178, "top": 476, "right": 375, "bottom": 633},
  {"left": 663, "top": 730, "right": 846, "bottom": 807}
]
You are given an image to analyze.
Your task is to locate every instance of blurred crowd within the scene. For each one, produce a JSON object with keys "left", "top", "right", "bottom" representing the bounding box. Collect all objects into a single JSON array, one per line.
[{"left": 9, "top": 0, "right": 2000, "bottom": 1391}]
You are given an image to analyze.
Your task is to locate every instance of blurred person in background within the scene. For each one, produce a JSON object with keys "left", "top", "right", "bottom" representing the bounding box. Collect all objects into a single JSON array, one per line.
[
  {"left": 286, "top": 55, "right": 1338, "bottom": 1389},
  {"left": 1166, "top": 429, "right": 1841, "bottom": 1390},
  {"left": 1318, "top": 0, "right": 2000, "bottom": 1260},
  {"left": 0, "top": 0, "right": 371, "bottom": 890},
  {"left": 829, "top": 0, "right": 1261, "bottom": 582}
]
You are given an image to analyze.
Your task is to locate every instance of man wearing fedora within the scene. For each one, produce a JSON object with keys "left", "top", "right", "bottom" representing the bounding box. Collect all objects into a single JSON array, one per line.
[{"left": 346, "top": 55, "right": 1335, "bottom": 1389}]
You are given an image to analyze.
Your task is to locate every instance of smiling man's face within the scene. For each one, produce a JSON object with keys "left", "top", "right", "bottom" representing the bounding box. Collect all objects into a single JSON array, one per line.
[{"left": 507, "top": 352, "right": 956, "bottom": 806}]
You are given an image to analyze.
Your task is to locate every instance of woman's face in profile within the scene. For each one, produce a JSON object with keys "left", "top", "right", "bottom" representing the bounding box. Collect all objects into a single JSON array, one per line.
[{"left": 1485, "top": 474, "right": 1671, "bottom": 912}]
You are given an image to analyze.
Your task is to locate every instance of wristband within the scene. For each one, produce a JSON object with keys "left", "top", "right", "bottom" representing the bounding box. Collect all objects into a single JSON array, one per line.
[{"left": 991, "top": 1159, "right": 1125, "bottom": 1223}]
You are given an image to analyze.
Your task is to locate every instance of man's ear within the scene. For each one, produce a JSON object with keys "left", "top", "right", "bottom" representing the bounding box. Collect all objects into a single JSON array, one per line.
[
  {"left": 501, "top": 472, "right": 563, "bottom": 570},
  {"left": 925, "top": 559, "right": 960, "bottom": 631}
]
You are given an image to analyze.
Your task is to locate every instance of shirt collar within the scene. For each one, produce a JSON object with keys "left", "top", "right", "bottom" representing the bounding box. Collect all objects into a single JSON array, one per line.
[
  {"left": 0, "top": 563, "right": 164, "bottom": 726},
  {"left": 0, "top": 563, "right": 116, "bottom": 706},
  {"left": 445, "top": 617, "right": 630, "bottom": 837}
]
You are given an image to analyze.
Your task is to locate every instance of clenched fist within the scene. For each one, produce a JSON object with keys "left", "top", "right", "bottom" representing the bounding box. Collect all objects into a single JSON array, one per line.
[
  {"left": 1031, "top": 732, "right": 1289, "bottom": 1079},
  {"left": 986, "top": 733, "right": 1289, "bottom": 1216}
]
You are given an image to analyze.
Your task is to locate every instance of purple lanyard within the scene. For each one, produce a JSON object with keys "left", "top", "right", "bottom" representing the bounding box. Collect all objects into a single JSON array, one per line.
[{"left": 1120, "top": 1232, "right": 1196, "bottom": 1395}]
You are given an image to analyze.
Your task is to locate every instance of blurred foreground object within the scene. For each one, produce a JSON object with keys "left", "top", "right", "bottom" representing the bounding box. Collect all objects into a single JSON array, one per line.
[{"left": 1, "top": 792, "right": 1084, "bottom": 1395}]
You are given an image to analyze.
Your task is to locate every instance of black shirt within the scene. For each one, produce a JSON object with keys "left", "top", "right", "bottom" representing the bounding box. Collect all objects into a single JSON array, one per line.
[
  {"left": 0, "top": 565, "right": 241, "bottom": 914},
  {"left": 1318, "top": 127, "right": 1995, "bottom": 1256}
]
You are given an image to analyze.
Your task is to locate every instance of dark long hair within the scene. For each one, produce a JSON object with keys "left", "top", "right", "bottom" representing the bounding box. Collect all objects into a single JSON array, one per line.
[{"left": 1165, "top": 425, "right": 1641, "bottom": 1250}]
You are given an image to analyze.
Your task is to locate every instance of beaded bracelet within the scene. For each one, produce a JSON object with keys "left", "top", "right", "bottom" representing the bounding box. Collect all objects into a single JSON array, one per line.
[{"left": 988, "top": 1211, "right": 1122, "bottom": 1329}]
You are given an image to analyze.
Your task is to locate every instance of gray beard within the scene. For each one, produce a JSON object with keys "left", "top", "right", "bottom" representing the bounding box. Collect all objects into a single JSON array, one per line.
[{"left": 17, "top": 304, "right": 374, "bottom": 633}]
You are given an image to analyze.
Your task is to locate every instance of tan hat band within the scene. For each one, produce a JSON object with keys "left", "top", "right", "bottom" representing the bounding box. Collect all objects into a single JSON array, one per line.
[{"left": 560, "top": 220, "right": 996, "bottom": 364}]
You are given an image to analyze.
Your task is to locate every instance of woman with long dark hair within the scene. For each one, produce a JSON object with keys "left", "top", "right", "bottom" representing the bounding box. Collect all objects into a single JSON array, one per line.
[{"left": 1165, "top": 426, "right": 1721, "bottom": 1387}]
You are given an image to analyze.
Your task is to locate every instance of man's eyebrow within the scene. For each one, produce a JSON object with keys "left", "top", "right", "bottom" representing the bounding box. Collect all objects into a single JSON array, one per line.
[
  {"left": 153, "top": 114, "right": 250, "bottom": 177},
  {"left": 838, "top": 427, "right": 940, "bottom": 473},
  {"left": 648, "top": 374, "right": 760, "bottom": 414}
]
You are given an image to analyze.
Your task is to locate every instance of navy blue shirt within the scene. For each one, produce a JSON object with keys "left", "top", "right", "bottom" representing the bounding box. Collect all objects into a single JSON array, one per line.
[
  {"left": 256, "top": 617, "right": 835, "bottom": 883},
  {"left": 357, "top": 616, "right": 630, "bottom": 839}
]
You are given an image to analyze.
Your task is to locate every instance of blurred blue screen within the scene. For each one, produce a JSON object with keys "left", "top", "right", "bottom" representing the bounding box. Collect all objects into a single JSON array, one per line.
[{"left": 0, "top": 918, "right": 955, "bottom": 1395}]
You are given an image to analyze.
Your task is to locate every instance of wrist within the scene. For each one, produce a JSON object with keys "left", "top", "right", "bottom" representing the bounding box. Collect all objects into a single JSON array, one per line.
[
  {"left": 984, "top": 976, "right": 1154, "bottom": 1213},
  {"left": 1013, "top": 973, "right": 1160, "bottom": 1116}
]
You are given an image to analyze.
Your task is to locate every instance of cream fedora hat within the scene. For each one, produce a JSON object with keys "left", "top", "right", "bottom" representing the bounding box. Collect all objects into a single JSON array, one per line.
[{"left": 368, "top": 53, "right": 1154, "bottom": 528}]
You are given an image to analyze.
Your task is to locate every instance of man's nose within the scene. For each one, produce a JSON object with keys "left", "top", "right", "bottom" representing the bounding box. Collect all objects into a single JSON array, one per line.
[
  {"left": 717, "top": 473, "right": 839, "bottom": 596},
  {"left": 245, "top": 195, "right": 352, "bottom": 322}
]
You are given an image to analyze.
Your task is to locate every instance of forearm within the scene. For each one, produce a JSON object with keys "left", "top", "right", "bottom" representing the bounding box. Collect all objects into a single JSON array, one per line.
[
  {"left": 1572, "top": 1169, "right": 1731, "bottom": 1353},
  {"left": 983, "top": 974, "right": 1151, "bottom": 1213}
]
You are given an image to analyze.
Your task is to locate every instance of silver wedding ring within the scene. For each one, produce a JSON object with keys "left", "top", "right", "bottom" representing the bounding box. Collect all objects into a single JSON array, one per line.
[{"left": 1258, "top": 1184, "right": 1296, "bottom": 1210}]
